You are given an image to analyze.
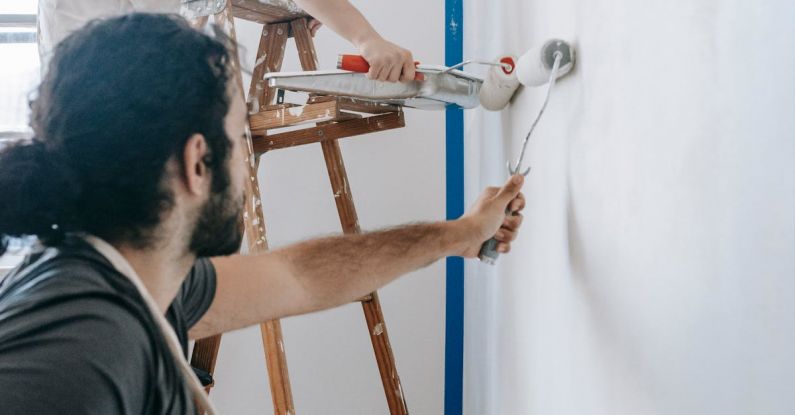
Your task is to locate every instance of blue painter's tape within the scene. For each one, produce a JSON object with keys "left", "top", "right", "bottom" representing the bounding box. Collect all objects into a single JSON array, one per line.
[{"left": 444, "top": 0, "right": 464, "bottom": 414}]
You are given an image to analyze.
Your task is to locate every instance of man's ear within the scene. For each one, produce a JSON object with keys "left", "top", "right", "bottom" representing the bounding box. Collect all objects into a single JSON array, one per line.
[{"left": 182, "top": 133, "right": 210, "bottom": 196}]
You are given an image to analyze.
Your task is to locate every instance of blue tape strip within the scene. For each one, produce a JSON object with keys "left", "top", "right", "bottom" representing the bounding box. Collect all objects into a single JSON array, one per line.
[{"left": 444, "top": 0, "right": 464, "bottom": 414}]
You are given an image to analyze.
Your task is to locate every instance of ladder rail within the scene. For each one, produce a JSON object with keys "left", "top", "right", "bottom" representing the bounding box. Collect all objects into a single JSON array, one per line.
[
  {"left": 291, "top": 17, "right": 409, "bottom": 415},
  {"left": 191, "top": 7, "right": 296, "bottom": 415}
]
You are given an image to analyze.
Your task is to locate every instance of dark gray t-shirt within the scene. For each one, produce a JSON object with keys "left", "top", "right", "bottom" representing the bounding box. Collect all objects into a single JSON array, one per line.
[{"left": 0, "top": 236, "right": 217, "bottom": 414}]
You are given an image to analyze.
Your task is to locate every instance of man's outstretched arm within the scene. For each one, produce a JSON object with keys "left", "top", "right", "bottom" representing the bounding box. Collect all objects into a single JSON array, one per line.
[{"left": 189, "top": 176, "right": 525, "bottom": 339}]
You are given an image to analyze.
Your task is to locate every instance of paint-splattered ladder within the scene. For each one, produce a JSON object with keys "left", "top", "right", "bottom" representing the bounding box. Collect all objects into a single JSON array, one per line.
[{"left": 189, "top": 2, "right": 409, "bottom": 414}]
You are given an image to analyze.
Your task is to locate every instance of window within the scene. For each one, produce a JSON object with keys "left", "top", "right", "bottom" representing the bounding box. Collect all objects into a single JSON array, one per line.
[
  {"left": 0, "top": 0, "right": 38, "bottom": 276},
  {"left": 0, "top": 0, "right": 38, "bottom": 141}
]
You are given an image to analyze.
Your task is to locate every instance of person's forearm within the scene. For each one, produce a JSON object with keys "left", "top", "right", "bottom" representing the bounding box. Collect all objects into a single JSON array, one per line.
[
  {"left": 275, "top": 220, "right": 472, "bottom": 310},
  {"left": 293, "top": 0, "right": 382, "bottom": 47}
]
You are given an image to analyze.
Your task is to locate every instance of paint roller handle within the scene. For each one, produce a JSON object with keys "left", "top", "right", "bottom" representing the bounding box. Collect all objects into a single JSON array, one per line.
[
  {"left": 477, "top": 207, "right": 512, "bottom": 265},
  {"left": 337, "top": 54, "right": 425, "bottom": 81},
  {"left": 478, "top": 238, "right": 501, "bottom": 265}
]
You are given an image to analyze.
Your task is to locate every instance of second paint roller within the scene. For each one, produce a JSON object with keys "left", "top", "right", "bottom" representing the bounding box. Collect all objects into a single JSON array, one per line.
[{"left": 478, "top": 39, "right": 575, "bottom": 111}]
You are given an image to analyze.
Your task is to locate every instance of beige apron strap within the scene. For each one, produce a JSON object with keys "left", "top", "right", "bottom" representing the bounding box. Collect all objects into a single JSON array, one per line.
[{"left": 83, "top": 235, "right": 218, "bottom": 415}]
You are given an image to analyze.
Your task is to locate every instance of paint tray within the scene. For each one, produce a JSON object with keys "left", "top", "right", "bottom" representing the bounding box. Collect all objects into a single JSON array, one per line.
[{"left": 265, "top": 65, "right": 484, "bottom": 110}]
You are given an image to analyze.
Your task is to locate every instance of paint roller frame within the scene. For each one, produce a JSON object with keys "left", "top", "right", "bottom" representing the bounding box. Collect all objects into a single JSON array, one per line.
[
  {"left": 539, "top": 39, "right": 574, "bottom": 80},
  {"left": 517, "top": 38, "right": 576, "bottom": 87}
]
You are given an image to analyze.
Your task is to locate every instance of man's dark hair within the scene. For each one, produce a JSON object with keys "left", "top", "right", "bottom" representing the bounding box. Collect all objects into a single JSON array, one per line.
[{"left": 0, "top": 13, "right": 234, "bottom": 255}]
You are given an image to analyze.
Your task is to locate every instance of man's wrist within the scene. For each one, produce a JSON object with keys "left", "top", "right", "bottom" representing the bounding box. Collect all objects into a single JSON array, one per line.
[{"left": 440, "top": 218, "right": 477, "bottom": 257}]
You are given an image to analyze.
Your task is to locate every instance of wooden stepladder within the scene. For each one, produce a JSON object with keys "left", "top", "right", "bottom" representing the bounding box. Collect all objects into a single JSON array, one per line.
[{"left": 190, "top": 2, "right": 409, "bottom": 414}]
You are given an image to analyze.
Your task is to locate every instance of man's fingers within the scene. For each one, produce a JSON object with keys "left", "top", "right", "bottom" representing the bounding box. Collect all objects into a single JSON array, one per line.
[
  {"left": 496, "top": 174, "right": 524, "bottom": 203},
  {"left": 497, "top": 242, "right": 511, "bottom": 254},
  {"left": 509, "top": 193, "right": 526, "bottom": 213},
  {"left": 495, "top": 228, "right": 517, "bottom": 243},
  {"left": 502, "top": 214, "right": 523, "bottom": 231},
  {"left": 508, "top": 198, "right": 524, "bottom": 214}
]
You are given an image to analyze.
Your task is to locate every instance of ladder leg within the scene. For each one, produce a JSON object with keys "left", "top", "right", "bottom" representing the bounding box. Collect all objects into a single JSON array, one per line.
[
  {"left": 213, "top": 8, "right": 296, "bottom": 414},
  {"left": 261, "top": 319, "right": 294, "bottom": 413},
  {"left": 291, "top": 17, "right": 409, "bottom": 415},
  {"left": 290, "top": 19, "right": 319, "bottom": 72},
  {"left": 320, "top": 140, "right": 409, "bottom": 415},
  {"left": 249, "top": 22, "right": 290, "bottom": 109},
  {"left": 190, "top": 334, "right": 222, "bottom": 393},
  {"left": 187, "top": 11, "right": 229, "bottom": 396},
  {"left": 363, "top": 292, "right": 408, "bottom": 414}
]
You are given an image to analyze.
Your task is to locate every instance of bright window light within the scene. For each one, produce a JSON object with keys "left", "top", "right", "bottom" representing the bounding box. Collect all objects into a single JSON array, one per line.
[
  {"left": 0, "top": 0, "right": 38, "bottom": 140},
  {"left": 1, "top": 0, "right": 38, "bottom": 275}
]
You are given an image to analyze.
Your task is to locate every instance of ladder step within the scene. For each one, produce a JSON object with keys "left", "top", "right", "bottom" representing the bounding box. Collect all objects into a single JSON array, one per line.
[
  {"left": 232, "top": 0, "right": 308, "bottom": 25},
  {"left": 249, "top": 99, "right": 339, "bottom": 132},
  {"left": 252, "top": 110, "right": 404, "bottom": 152},
  {"left": 309, "top": 95, "right": 402, "bottom": 114}
]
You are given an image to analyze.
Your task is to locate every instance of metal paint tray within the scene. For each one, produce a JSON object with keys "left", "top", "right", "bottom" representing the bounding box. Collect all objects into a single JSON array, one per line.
[{"left": 265, "top": 65, "right": 483, "bottom": 110}]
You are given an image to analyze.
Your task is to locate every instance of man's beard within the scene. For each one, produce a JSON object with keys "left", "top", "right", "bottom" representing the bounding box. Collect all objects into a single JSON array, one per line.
[{"left": 189, "top": 180, "right": 245, "bottom": 258}]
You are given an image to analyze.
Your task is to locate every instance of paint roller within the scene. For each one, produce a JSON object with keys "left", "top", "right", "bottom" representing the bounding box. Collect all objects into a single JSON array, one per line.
[
  {"left": 478, "top": 39, "right": 575, "bottom": 110},
  {"left": 477, "top": 39, "right": 576, "bottom": 265}
]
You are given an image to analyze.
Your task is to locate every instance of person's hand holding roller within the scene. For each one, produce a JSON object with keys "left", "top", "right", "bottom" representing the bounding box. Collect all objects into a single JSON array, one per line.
[{"left": 458, "top": 175, "right": 526, "bottom": 258}]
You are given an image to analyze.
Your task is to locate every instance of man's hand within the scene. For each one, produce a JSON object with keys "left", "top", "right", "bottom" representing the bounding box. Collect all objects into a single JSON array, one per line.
[
  {"left": 457, "top": 175, "right": 526, "bottom": 258},
  {"left": 357, "top": 36, "right": 417, "bottom": 83}
]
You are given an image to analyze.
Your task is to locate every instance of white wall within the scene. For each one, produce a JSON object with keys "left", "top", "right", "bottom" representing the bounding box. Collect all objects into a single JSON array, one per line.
[
  {"left": 463, "top": 1, "right": 795, "bottom": 414},
  {"left": 210, "top": 1, "right": 446, "bottom": 414}
]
